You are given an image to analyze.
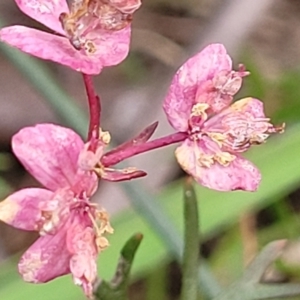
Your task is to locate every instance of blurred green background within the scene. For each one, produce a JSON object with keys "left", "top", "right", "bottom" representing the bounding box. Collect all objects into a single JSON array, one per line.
[{"left": 1, "top": 0, "right": 300, "bottom": 299}]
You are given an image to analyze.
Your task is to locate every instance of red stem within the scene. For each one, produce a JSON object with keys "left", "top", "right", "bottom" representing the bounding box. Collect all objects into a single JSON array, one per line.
[
  {"left": 82, "top": 73, "right": 101, "bottom": 140},
  {"left": 101, "top": 131, "right": 188, "bottom": 167}
]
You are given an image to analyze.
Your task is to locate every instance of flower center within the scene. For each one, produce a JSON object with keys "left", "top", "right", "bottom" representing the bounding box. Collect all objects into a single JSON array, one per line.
[
  {"left": 187, "top": 98, "right": 284, "bottom": 168},
  {"left": 60, "top": 0, "right": 133, "bottom": 52},
  {"left": 37, "top": 189, "right": 113, "bottom": 252}
]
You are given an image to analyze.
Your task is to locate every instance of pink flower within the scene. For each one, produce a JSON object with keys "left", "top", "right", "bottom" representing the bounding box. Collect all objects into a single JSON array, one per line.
[
  {"left": 0, "top": 0, "right": 141, "bottom": 74},
  {"left": 163, "top": 44, "right": 283, "bottom": 191},
  {"left": 0, "top": 124, "right": 113, "bottom": 297}
]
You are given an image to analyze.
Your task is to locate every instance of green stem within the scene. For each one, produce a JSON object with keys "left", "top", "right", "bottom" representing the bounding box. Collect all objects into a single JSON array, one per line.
[{"left": 180, "top": 178, "right": 200, "bottom": 300}]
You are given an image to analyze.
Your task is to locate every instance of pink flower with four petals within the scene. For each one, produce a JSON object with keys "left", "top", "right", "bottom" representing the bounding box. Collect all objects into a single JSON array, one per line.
[
  {"left": 0, "top": 0, "right": 141, "bottom": 74},
  {"left": 0, "top": 124, "right": 113, "bottom": 297},
  {"left": 163, "top": 44, "right": 283, "bottom": 191}
]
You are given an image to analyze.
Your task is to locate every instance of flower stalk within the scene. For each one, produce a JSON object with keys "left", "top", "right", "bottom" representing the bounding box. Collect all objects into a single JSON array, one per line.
[
  {"left": 82, "top": 73, "right": 101, "bottom": 140},
  {"left": 102, "top": 131, "right": 188, "bottom": 167}
]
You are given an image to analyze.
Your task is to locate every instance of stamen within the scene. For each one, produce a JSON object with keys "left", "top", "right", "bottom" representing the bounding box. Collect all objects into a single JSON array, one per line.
[
  {"left": 87, "top": 208, "right": 113, "bottom": 252},
  {"left": 198, "top": 153, "right": 214, "bottom": 168},
  {"left": 83, "top": 40, "right": 97, "bottom": 54},
  {"left": 101, "top": 131, "right": 111, "bottom": 144},
  {"left": 191, "top": 103, "right": 209, "bottom": 119},
  {"left": 207, "top": 132, "right": 226, "bottom": 148},
  {"left": 214, "top": 152, "right": 236, "bottom": 166}
]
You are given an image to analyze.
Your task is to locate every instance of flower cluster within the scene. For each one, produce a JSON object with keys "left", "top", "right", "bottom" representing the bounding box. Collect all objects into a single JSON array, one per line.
[{"left": 0, "top": 0, "right": 283, "bottom": 298}]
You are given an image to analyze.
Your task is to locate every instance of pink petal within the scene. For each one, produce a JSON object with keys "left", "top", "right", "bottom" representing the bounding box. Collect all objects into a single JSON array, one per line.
[
  {"left": 0, "top": 25, "right": 131, "bottom": 74},
  {"left": 0, "top": 188, "right": 53, "bottom": 231},
  {"left": 67, "top": 220, "right": 97, "bottom": 297},
  {"left": 230, "top": 97, "right": 266, "bottom": 118},
  {"left": 91, "top": 26, "right": 131, "bottom": 68},
  {"left": 70, "top": 253, "right": 97, "bottom": 298},
  {"left": 12, "top": 123, "right": 84, "bottom": 191},
  {"left": 18, "top": 228, "right": 71, "bottom": 283},
  {"left": 0, "top": 26, "right": 102, "bottom": 74},
  {"left": 15, "top": 0, "right": 69, "bottom": 35},
  {"left": 200, "top": 156, "right": 261, "bottom": 191},
  {"left": 176, "top": 139, "right": 261, "bottom": 191},
  {"left": 203, "top": 97, "right": 273, "bottom": 154},
  {"left": 204, "top": 97, "right": 266, "bottom": 132},
  {"left": 163, "top": 44, "right": 232, "bottom": 131}
]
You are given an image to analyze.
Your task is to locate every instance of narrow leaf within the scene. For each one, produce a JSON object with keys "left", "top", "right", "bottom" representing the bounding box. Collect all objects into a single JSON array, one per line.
[
  {"left": 180, "top": 178, "right": 199, "bottom": 300},
  {"left": 252, "top": 283, "right": 300, "bottom": 299},
  {"left": 94, "top": 233, "right": 143, "bottom": 300},
  {"left": 242, "top": 240, "right": 287, "bottom": 283}
]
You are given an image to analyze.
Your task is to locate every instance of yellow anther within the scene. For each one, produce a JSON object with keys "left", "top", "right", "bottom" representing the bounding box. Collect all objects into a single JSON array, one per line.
[
  {"left": 214, "top": 152, "right": 236, "bottom": 166},
  {"left": 84, "top": 40, "right": 97, "bottom": 55},
  {"left": 191, "top": 103, "right": 210, "bottom": 118},
  {"left": 230, "top": 98, "right": 252, "bottom": 112},
  {"left": 88, "top": 208, "right": 113, "bottom": 252},
  {"left": 97, "top": 210, "right": 114, "bottom": 234},
  {"left": 96, "top": 236, "right": 110, "bottom": 251},
  {"left": 100, "top": 129, "right": 111, "bottom": 144},
  {"left": 198, "top": 153, "right": 214, "bottom": 168},
  {"left": 207, "top": 132, "right": 226, "bottom": 147}
]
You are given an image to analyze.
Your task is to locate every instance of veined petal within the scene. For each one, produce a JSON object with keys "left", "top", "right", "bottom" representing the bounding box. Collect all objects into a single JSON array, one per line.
[
  {"left": 0, "top": 188, "right": 53, "bottom": 231},
  {"left": 176, "top": 138, "right": 261, "bottom": 191},
  {"left": 12, "top": 124, "right": 84, "bottom": 191},
  {"left": 18, "top": 228, "right": 71, "bottom": 283},
  {"left": 204, "top": 97, "right": 267, "bottom": 132},
  {"left": 15, "top": 0, "right": 69, "bottom": 35},
  {"left": 67, "top": 221, "right": 98, "bottom": 297},
  {"left": 163, "top": 44, "right": 232, "bottom": 131},
  {"left": 200, "top": 156, "right": 261, "bottom": 191},
  {"left": 0, "top": 26, "right": 103, "bottom": 74},
  {"left": 230, "top": 97, "right": 266, "bottom": 118},
  {"left": 204, "top": 97, "right": 279, "bottom": 153},
  {"left": 70, "top": 253, "right": 97, "bottom": 298},
  {"left": 91, "top": 26, "right": 131, "bottom": 68}
]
